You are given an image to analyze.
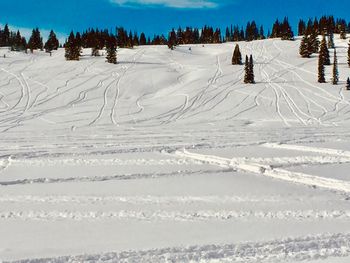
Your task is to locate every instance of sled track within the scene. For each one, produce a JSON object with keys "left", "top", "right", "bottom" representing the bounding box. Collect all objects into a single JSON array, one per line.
[
  {"left": 175, "top": 145, "right": 350, "bottom": 194},
  {"left": 9, "top": 233, "right": 350, "bottom": 263}
]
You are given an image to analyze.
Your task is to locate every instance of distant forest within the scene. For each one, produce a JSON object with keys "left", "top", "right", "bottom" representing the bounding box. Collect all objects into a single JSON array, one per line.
[{"left": 1, "top": 16, "right": 349, "bottom": 53}]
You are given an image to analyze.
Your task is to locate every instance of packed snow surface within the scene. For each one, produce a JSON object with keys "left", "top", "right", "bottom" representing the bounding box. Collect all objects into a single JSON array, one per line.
[{"left": 1, "top": 37, "right": 350, "bottom": 262}]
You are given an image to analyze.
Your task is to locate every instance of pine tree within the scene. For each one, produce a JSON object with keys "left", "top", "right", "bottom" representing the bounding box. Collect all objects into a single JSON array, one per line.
[
  {"left": 318, "top": 51, "right": 326, "bottom": 83},
  {"left": 332, "top": 49, "right": 338, "bottom": 85},
  {"left": 328, "top": 31, "right": 334, "bottom": 48},
  {"left": 232, "top": 44, "right": 242, "bottom": 65},
  {"left": 106, "top": 35, "right": 117, "bottom": 64},
  {"left": 11, "top": 31, "right": 26, "bottom": 51},
  {"left": 28, "top": 28, "right": 43, "bottom": 53},
  {"left": 308, "top": 31, "right": 319, "bottom": 53},
  {"left": 300, "top": 35, "right": 311, "bottom": 58},
  {"left": 168, "top": 29, "right": 177, "bottom": 50},
  {"left": 44, "top": 30, "right": 59, "bottom": 52},
  {"left": 140, "top": 33, "right": 147, "bottom": 45},
  {"left": 348, "top": 41, "right": 350, "bottom": 67},
  {"left": 281, "top": 17, "right": 294, "bottom": 40},
  {"left": 2, "top": 24, "right": 10, "bottom": 46},
  {"left": 65, "top": 31, "right": 80, "bottom": 61},
  {"left": 298, "top": 19, "right": 306, "bottom": 36},
  {"left": 346, "top": 77, "right": 350, "bottom": 90},
  {"left": 91, "top": 32, "right": 101, "bottom": 56},
  {"left": 340, "top": 24, "right": 347, "bottom": 39},
  {"left": 249, "top": 54, "right": 255, "bottom": 84},
  {"left": 244, "top": 55, "right": 250, "bottom": 84},
  {"left": 319, "top": 35, "right": 330, "bottom": 65}
]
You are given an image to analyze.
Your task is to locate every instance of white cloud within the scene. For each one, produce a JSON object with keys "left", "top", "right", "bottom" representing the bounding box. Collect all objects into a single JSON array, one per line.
[{"left": 110, "top": 0, "right": 221, "bottom": 8}]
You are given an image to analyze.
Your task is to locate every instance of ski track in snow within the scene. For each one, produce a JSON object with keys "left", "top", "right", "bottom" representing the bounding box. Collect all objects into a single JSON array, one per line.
[
  {"left": 0, "top": 194, "right": 331, "bottom": 205},
  {"left": 2, "top": 209, "right": 350, "bottom": 222},
  {"left": 8, "top": 233, "right": 350, "bottom": 263},
  {"left": 174, "top": 145, "right": 350, "bottom": 194}
]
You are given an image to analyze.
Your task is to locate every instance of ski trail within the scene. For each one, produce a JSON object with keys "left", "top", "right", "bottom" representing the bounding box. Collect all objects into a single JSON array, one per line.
[
  {"left": 175, "top": 149, "right": 350, "bottom": 193},
  {"left": 0, "top": 68, "right": 25, "bottom": 114},
  {"left": 0, "top": 169, "right": 226, "bottom": 186},
  {"left": 11, "top": 233, "right": 350, "bottom": 263},
  {"left": 20, "top": 73, "right": 31, "bottom": 112},
  {"left": 267, "top": 60, "right": 330, "bottom": 125},
  {"left": 2, "top": 209, "right": 350, "bottom": 222},
  {"left": 0, "top": 194, "right": 322, "bottom": 204},
  {"left": 277, "top": 84, "right": 307, "bottom": 125},
  {"left": 264, "top": 143, "right": 350, "bottom": 158},
  {"left": 88, "top": 80, "right": 112, "bottom": 126},
  {"left": 110, "top": 72, "right": 120, "bottom": 125},
  {"left": 173, "top": 55, "right": 222, "bottom": 121},
  {"left": 261, "top": 68, "right": 290, "bottom": 126}
]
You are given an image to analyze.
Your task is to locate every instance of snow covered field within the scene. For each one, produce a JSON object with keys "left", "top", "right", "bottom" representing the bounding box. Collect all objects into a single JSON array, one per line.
[{"left": 1, "top": 37, "right": 350, "bottom": 262}]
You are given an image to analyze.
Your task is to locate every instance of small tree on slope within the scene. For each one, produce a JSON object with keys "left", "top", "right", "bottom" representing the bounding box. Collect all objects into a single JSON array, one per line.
[
  {"left": 65, "top": 32, "right": 80, "bottom": 61},
  {"left": 106, "top": 35, "right": 117, "bottom": 64},
  {"left": 249, "top": 55, "right": 255, "bottom": 84},
  {"left": 328, "top": 31, "right": 334, "bottom": 49},
  {"left": 28, "top": 28, "right": 43, "bottom": 53},
  {"left": 319, "top": 35, "right": 330, "bottom": 66},
  {"left": 244, "top": 55, "right": 250, "bottom": 84},
  {"left": 308, "top": 31, "right": 319, "bottom": 53},
  {"left": 299, "top": 35, "right": 311, "bottom": 58},
  {"left": 44, "top": 30, "right": 59, "bottom": 52},
  {"left": 232, "top": 44, "right": 242, "bottom": 65},
  {"left": 318, "top": 52, "right": 326, "bottom": 83},
  {"left": 346, "top": 78, "right": 350, "bottom": 90},
  {"left": 332, "top": 49, "right": 338, "bottom": 85},
  {"left": 348, "top": 41, "right": 350, "bottom": 68}
]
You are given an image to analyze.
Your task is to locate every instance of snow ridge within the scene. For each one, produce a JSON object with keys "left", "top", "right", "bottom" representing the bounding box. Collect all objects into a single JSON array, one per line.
[{"left": 8, "top": 233, "right": 350, "bottom": 263}]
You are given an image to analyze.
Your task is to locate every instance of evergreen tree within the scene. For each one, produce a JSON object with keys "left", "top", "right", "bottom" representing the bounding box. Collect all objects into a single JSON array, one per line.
[
  {"left": 328, "top": 31, "right": 335, "bottom": 48},
  {"left": 11, "top": 31, "right": 26, "bottom": 51},
  {"left": 259, "top": 26, "right": 265, "bottom": 39},
  {"left": 298, "top": 19, "right": 306, "bottom": 36},
  {"left": 281, "top": 17, "right": 294, "bottom": 40},
  {"left": 28, "top": 28, "right": 43, "bottom": 52},
  {"left": 244, "top": 55, "right": 255, "bottom": 84},
  {"left": 75, "top": 32, "right": 82, "bottom": 50},
  {"left": 3, "top": 24, "right": 10, "bottom": 46},
  {"left": 133, "top": 32, "right": 139, "bottom": 46},
  {"left": 348, "top": 41, "right": 350, "bottom": 67},
  {"left": 106, "top": 35, "right": 117, "bottom": 64},
  {"left": 65, "top": 31, "right": 80, "bottom": 61},
  {"left": 299, "top": 35, "right": 311, "bottom": 58},
  {"left": 232, "top": 44, "right": 242, "bottom": 65},
  {"left": 168, "top": 29, "right": 177, "bottom": 50},
  {"left": 340, "top": 24, "right": 347, "bottom": 39},
  {"left": 91, "top": 42, "right": 100, "bottom": 56},
  {"left": 332, "top": 49, "right": 338, "bottom": 85},
  {"left": 244, "top": 55, "right": 250, "bottom": 84},
  {"left": 308, "top": 31, "right": 319, "bottom": 53},
  {"left": 91, "top": 30, "right": 102, "bottom": 56},
  {"left": 249, "top": 54, "right": 255, "bottom": 84},
  {"left": 44, "top": 30, "right": 59, "bottom": 52},
  {"left": 346, "top": 77, "right": 350, "bottom": 90},
  {"left": 318, "top": 51, "right": 326, "bottom": 83},
  {"left": 319, "top": 35, "right": 331, "bottom": 65},
  {"left": 139, "top": 33, "right": 147, "bottom": 45}
]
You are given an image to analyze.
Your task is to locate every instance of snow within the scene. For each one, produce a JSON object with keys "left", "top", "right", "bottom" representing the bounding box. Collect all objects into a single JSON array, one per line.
[{"left": 1, "top": 36, "right": 350, "bottom": 262}]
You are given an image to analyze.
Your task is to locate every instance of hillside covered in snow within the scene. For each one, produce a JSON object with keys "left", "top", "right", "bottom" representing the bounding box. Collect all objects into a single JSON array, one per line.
[{"left": 1, "top": 37, "right": 350, "bottom": 262}]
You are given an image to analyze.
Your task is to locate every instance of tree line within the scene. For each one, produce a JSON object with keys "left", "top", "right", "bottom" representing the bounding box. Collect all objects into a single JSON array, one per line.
[
  {"left": 0, "top": 17, "right": 295, "bottom": 55},
  {"left": 298, "top": 16, "right": 350, "bottom": 89}
]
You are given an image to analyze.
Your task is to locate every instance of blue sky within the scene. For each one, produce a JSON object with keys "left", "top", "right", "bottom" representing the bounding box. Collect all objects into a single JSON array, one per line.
[{"left": 1, "top": 0, "right": 350, "bottom": 41}]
